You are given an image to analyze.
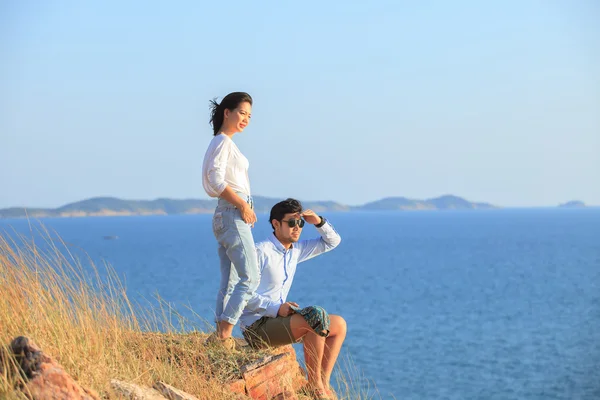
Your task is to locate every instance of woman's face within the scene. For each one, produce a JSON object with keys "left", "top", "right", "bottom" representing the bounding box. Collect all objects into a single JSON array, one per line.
[{"left": 223, "top": 101, "right": 252, "bottom": 133}]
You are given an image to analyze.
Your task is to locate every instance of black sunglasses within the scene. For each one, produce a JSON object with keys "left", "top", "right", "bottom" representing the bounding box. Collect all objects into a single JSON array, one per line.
[{"left": 281, "top": 218, "right": 305, "bottom": 228}]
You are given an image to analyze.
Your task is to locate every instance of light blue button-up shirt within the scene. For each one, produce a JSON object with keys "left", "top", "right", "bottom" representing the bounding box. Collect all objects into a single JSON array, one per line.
[{"left": 240, "top": 219, "right": 341, "bottom": 329}]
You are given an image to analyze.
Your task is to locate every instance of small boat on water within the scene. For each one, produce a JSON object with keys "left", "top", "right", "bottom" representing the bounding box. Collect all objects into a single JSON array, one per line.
[{"left": 103, "top": 235, "right": 119, "bottom": 240}]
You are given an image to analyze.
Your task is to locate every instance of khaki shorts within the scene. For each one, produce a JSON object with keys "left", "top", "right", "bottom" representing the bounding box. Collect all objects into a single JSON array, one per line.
[{"left": 242, "top": 316, "right": 302, "bottom": 349}]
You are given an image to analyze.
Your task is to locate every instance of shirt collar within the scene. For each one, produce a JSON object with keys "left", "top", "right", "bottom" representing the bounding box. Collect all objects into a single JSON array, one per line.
[{"left": 268, "top": 233, "right": 294, "bottom": 253}]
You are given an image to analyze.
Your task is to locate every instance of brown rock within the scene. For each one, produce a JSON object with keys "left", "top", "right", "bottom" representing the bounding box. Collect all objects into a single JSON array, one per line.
[
  {"left": 241, "top": 345, "right": 306, "bottom": 400},
  {"left": 223, "top": 344, "right": 307, "bottom": 399},
  {"left": 111, "top": 379, "right": 167, "bottom": 400},
  {"left": 226, "top": 378, "right": 247, "bottom": 395},
  {"left": 271, "top": 392, "right": 299, "bottom": 400},
  {"left": 243, "top": 355, "right": 295, "bottom": 400},
  {"left": 153, "top": 381, "right": 200, "bottom": 400},
  {"left": 9, "top": 336, "right": 100, "bottom": 400},
  {"left": 270, "top": 345, "right": 306, "bottom": 392}
]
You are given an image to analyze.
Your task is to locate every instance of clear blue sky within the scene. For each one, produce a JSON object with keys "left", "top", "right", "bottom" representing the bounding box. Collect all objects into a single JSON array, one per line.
[{"left": 1, "top": 1, "right": 599, "bottom": 208}]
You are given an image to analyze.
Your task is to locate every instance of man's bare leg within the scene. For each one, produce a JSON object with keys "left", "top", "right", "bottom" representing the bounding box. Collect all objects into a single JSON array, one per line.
[
  {"left": 321, "top": 315, "right": 347, "bottom": 392},
  {"left": 290, "top": 314, "right": 327, "bottom": 394},
  {"left": 304, "top": 330, "right": 327, "bottom": 393}
]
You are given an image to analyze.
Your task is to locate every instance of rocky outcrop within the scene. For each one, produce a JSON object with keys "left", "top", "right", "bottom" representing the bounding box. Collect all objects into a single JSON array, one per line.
[
  {"left": 110, "top": 345, "right": 305, "bottom": 400},
  {"left": 154, "top": 381, "right": 202, "bottom": 400},
  {"left": 2, "top": 336, "right": 307, "bottom": 400},
  {"left": 227, "top": 345, "right": 306, "bottom": 400},
  {"left": 111, "top": 379, "right": 167, "bottom": 400},
  {"left": 2, "top": 336, "right": 100, "bottom": 400}
]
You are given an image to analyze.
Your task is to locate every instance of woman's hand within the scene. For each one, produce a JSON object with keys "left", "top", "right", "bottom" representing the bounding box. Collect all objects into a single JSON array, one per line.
[
  {"left": 217, "top": 186, "right": 257, "bottom": 226},
  {"left": 240, "top": 203, "right": 257, "bottom": 227}
]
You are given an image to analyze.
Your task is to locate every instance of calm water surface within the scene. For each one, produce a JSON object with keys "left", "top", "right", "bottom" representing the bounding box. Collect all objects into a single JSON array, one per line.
[{"left": 2, "top": 209, "right": 599, "bottom": 399}]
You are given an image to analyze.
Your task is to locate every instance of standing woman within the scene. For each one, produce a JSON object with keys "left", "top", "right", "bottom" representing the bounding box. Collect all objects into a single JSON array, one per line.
[{"left": 202, "top": 92, "right": 258, "bottom": 349}]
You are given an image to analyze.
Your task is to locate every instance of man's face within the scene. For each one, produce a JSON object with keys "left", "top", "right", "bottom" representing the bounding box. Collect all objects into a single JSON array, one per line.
[{"left": 274, "top": 212, "right": 304, "bottom": 244}]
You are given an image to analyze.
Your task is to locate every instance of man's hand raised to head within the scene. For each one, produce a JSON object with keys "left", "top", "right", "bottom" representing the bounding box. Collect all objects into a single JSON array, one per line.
[
  {"left": 301, "top": 209, "right": 322, "bottom": 225},
  {"left": 278, "top": 301, "right": 299, "bottom": 317}
]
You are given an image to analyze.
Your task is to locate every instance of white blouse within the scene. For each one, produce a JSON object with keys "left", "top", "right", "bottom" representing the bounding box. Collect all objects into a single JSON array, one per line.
[{"left": 202, "top": 133, "right": 251, "bottom": 197}]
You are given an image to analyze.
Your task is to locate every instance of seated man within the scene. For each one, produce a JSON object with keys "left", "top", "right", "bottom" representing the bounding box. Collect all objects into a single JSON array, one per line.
[{"left": 240, "top": 198, "right": 346, "bottom": 400}]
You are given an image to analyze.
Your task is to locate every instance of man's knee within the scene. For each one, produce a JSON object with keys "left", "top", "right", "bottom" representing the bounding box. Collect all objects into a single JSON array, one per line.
[{"left": 330, "top": 315, "right": 347, "bottom": 336}]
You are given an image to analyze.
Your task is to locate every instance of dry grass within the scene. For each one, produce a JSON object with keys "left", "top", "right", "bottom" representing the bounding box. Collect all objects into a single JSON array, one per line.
[{"left": 0, "top": 225, "right": 375, "bottom": 399}]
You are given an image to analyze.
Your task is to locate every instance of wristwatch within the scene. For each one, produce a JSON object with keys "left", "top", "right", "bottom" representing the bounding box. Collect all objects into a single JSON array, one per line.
[{"left": 315, "top": 216, "right": 326, "bottom": 228}]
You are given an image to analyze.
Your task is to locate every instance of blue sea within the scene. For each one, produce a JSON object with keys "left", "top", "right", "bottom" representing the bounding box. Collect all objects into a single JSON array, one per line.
[{"left": 1, "top": 209, "right": 599, "bottom": 399}]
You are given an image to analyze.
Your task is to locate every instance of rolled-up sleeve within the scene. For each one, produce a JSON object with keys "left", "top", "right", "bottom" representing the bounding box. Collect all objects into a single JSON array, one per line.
[
  {"left": 297, "top": 220, "right": 342, "bottom": 263},
  {"left": 245, "top": 292, "right": 281, "bottom": 318},
  {"left": 205, "top": 139, "right": 230, "bottom": 196}
]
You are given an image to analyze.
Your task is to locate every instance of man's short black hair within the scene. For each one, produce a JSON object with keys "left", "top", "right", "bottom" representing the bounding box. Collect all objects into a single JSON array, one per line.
[{"left": 269, "top": 198, "right": 303, "bottom": 231}]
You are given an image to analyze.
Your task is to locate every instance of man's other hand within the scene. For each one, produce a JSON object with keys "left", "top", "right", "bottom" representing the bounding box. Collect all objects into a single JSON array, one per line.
[
  {"left": 278, "top": 301, "right": 299, "bottom": 317},
  {"left": 301, "top": 209, "right": 321, "bottom": 225}
]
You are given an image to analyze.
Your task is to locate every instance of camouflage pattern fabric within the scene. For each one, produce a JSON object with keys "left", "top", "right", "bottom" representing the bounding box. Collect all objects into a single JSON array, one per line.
[{"left": 290, "top": 305, "right": 330, "bottom": 337}]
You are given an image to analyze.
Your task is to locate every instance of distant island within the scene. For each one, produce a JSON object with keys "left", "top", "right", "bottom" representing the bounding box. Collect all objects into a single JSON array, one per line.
[
  {"left": 558, "top": 200, "right": 586, "bottom": 208},
  {"left": 0, "top": 195, "right": 498, "bottom": 219},
  {"left": 354, "top": 195, "right": 494, "bottom": 211}
]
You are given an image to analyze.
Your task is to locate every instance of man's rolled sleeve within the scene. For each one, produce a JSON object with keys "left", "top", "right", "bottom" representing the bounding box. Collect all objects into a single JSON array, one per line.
[
  {"left": 245, "top": 292, "right": 281, "bottom": 317},
  {"left": 265, "top": 303, "right": 280, "bottom": 318},
  {"left": 297, "top": 220, "right": 342, "bottom": 262},
  {"left": 316, "top": 221, "right": 342, "bottom": 249}
]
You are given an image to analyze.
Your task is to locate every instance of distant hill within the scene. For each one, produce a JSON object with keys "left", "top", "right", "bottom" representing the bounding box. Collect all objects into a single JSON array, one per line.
[
  {"left": 356, "top": 195, "right": 496, "bottom": 211},
  {"left": 0, "top": 194, "right": 495, "bottom": 219},
  {"left": 0, "top": 197, "right": 215, "bottom": 218},
  {"left": 0, "top": 196, "right": 349, "bottom": 219},
  {"left": 558, "top": 200, "right": 586, "bottom": 208}
]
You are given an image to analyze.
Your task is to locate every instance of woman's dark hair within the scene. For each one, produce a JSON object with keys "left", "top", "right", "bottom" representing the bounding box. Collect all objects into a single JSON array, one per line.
[
  {"left": 209, "top": 92, "right": 253, "bottom": 135},
  {"left": 269, "top": 198, "right": 303, "bottom": 231}
]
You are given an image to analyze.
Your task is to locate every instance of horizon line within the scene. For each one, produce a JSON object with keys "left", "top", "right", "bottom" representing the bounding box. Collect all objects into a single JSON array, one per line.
[{"left": 0, "top": 195, "right": 593, "bottom": 211}]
